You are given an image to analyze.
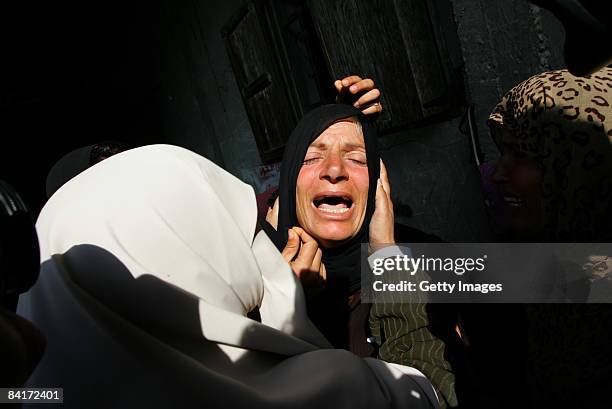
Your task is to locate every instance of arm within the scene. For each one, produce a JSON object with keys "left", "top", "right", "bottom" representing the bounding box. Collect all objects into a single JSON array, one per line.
[
  {"left": 370, "top": 301, "right": 458, "bottom": 409},
  {"left": 367, "top": 163, "right": 458, "bottom": 408}
]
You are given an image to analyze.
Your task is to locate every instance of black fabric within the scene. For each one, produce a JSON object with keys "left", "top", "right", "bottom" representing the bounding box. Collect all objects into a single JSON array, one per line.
[
  {"left": 45, "top": 146, "right": 94, "bottom": 199},
  {"left": 0, "top": 180, "right": 39, "bottom": 310}
]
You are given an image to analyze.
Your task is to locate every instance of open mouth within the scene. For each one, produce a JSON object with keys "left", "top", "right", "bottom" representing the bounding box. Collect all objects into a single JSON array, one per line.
[
  {"left": 312, "top": 193, "right": 354, "bottom": 214},
  {"left": 503, "top": 195, "right": 524, "bottom": 208}
]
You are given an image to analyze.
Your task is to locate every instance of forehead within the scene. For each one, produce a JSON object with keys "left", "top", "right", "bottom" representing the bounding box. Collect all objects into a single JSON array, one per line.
[{"left": 309, "top": 118, "right": 364, "bottom": 148}]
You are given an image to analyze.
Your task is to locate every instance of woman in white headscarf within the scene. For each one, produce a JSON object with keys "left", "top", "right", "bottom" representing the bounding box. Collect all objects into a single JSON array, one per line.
[{"left": 18, "top": 144, "right": 438, "bottom": 409}]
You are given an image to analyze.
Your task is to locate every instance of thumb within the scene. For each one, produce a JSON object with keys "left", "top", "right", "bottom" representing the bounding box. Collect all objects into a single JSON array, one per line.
[
  {"left": 334, "top": 79, "right": 343, "bottom": 93},
  {"left": 281, "top": 228, "right": 300, "bottom": 262}
]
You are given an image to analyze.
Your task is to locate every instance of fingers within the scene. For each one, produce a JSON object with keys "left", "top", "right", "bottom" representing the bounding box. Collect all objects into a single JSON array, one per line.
[
  {"left": 339, "top": 75, "right": 363, "bottom": 88},
  {"left": 360, "top": 102, "right": 383, "bottom": 115},
  {"left": 291, "top": 226, "right": 312, "bottom": 242},
  {"left": 353, "top": 88, "right": 380, "bottom": 109},
  {"left": 281, "top": 228, "right": 300, "bottom": 263},
  {"left": 379, "top": 159, "right": 391, "bottom": 196},
  {"left": 353, "top": 85, "right": 382, "bottom": 115},
  {"left": 291, "top": 227, "right": 320, "bottom": 267},
  {"left": 303, "top": 244, "right": 327, "bottom": 291},
  {"left": 370, "top": 161, "right": 395, "bottom": 247},
  {"left": 285, "top": 227, "right": 321, "bottom": 280},
  {"left": 335, "top": 76, "right": 363, "bottom": 103},
  {"left": 334, "top": 76, "right": 383, "bottom": 115},
  {"left": 334, "top": 79, "right": 343, "bottom": 94},
  {"left": 282, "top": 226, "right": 327, "bottom": 291},
  {"left": 311, "top": 247, "right": 323, "bottom": 273},
  {"left": 319, "top": 262, "right": 327, "bottom": 281},
  {"left": 375, "top": 177, "right": 394, "bottom": 220},
  {"left": 369, "top": 179, "right": 395, "bottom": 248},
  {"left": 375, "top": 178, "right": 389, "bottom": 210},
  {"left": 348, "top": 78, "right": 375, "bottom": 95}
]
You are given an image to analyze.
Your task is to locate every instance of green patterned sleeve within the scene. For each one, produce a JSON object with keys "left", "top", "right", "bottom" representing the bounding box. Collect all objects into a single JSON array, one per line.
[{"left": 369, "top": 301, "right": 458, "bottom": 408}]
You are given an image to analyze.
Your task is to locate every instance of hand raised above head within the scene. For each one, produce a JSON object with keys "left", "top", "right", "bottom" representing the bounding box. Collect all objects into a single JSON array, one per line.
[{"left": 334, "top": 75, "right": 383, "bottom": 116}]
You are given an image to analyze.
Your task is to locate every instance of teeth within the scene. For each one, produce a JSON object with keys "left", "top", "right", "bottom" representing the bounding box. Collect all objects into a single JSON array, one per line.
[
  {"left": 318, "top": 203, "right": 348, "bottom": 209},
  {"left": 318, "top": 207, "right": 350, "bottom": 214}
]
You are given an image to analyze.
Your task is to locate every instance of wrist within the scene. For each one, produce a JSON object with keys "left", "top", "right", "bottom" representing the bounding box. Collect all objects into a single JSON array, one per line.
[{"left": 368, "top": 239, "right": 395, "bottom": 254}]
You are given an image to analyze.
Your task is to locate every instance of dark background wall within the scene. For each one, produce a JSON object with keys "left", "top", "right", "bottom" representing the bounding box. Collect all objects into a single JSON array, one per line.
[
  {"left": 1, "top": 1, "right": 167, "bottom": 213},
  {"left": 1, "top": 0, "right": 564, "bottom": 240}
]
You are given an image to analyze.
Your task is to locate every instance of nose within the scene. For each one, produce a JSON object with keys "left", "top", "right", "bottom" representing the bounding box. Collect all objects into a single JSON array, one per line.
[
  {"left": 319, "top": 151, "right": 348, "bottom": 183},
  {"left": 491, "top": 155, "right": 511, "bottom": 184}
]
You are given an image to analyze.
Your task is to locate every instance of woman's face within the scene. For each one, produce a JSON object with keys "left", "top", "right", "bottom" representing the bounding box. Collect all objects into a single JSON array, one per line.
[
  {"left": 491, "top": 127, "right": 545, "bottom": 237},
  {"left": 295, "top": 118, "right": 369, "bottom": 248}
]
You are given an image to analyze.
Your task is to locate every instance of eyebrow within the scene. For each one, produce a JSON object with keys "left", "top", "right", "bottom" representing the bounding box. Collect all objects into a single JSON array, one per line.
[
  {"left": 307, "top": 142, "right": 365, "bottom": 151},
  {"left": 343, "top": 143, "right": 366, "bottom": 151}
]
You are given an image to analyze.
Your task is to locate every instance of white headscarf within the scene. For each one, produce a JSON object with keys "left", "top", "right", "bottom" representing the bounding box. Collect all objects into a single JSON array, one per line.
[{"left": 19, "top": 145, "right": 438, "bottom": 408}]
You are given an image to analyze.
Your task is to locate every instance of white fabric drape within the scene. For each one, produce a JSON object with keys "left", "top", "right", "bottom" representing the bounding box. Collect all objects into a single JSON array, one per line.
[{"left": 19, "top": 144, "right": 439, "bottom": 408}]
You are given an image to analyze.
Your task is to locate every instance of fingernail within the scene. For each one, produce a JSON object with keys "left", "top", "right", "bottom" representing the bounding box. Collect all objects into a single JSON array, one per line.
[
  {"left": 350, "top": 85, "right": 357, "bottom": 92},
  {"left": 342, "top": 79, "right": 350, "bottom": 86},
  {"left": 353, "top": 101, "right": 360, "bottom": 108}
]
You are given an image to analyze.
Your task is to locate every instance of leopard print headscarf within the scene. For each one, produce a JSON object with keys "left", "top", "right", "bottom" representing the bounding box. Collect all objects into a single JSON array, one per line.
[
  {"left": 488, "top": 67, "right": 612, "bottom": 241},
  {"left": 488, "top": 69, "right": 612, "bottom": 407}
]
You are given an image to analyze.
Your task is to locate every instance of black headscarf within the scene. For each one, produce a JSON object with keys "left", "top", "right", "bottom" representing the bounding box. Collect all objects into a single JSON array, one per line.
[
  {"left": 263, "top": 104, "right": 380, "bottom": 295},
  {"left": 46, "top": 146, "right": 93, "bottom": 199},
  {"left": 46, "top": 142, "right": 129, "bottom": 199}
]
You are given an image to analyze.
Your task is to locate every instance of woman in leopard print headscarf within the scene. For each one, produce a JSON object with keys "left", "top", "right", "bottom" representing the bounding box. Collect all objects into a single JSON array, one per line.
[
  {"left": 488, "top": 67, "right": 612, "bottom": 241},
  {"left": 484, "top": 68, "right": 612, "bottom": 408}
]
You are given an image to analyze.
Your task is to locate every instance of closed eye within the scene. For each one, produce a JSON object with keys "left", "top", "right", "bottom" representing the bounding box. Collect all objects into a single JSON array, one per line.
[
  {"left": 348, "top": 158, "right": 367, "bottom": 165},
  {"left": 303, "top": 157, "right": 321, "bottom": 165},
  {"left": 346, "top": 153, "right": 367, "bottom": 166}
]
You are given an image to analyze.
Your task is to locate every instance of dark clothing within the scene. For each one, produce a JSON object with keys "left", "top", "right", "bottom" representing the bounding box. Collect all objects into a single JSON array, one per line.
[
  {"left": 46, "top": 142, "right": 129, "bottom": 199},
  {"left": 46, "top": 146, "right": 93, "bottom": 199},
  {"left": 368, "top": 225, "right": 460, "bottom": 408},
  {"left": 370, "top": 302, "right": 460, "bottom": 408},
  {"left": 347, "top": 293, "right": 376, "bottom": 357}
]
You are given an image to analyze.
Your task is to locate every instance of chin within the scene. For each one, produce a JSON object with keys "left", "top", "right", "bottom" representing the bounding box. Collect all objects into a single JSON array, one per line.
[{"left": 312, "top": 224, "right": 356, "bottom": 247}]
